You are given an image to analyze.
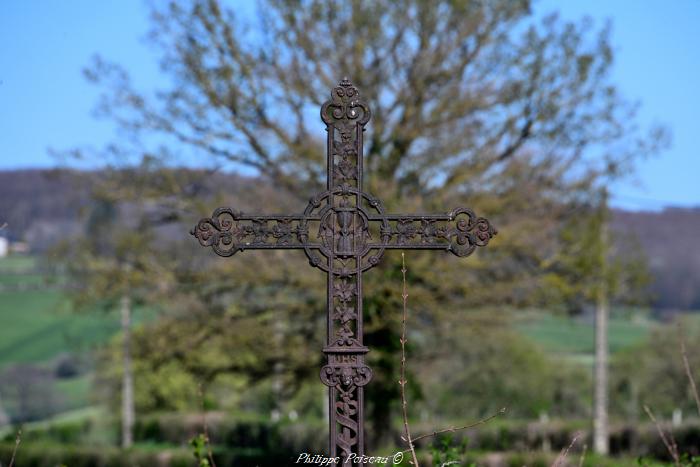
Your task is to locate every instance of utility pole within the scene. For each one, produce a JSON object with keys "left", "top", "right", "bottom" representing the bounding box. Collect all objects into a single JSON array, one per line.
[
  {"left": 121, "top": 294, "right": 134, "bottom": 448},
  {"left": 593, "top": 187, "right": 609, "bottom": 455}
]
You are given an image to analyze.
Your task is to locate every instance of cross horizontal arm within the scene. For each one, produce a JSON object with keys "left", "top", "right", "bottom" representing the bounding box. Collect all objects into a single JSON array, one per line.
[
  {"left": 190, "top": 207, "right": 318, "bottom": 257},
  {"left": 366, "top": 207, "right": 497, "bottom": 257}
]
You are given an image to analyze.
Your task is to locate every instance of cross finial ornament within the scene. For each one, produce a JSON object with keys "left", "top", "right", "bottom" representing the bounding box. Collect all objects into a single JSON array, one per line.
[{"left": 191, "top": 79, "right": 496, "bottom": 462}]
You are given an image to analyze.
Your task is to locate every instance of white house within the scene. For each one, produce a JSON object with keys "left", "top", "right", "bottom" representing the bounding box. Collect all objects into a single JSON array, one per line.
[{"left": 0, "top": 237, "right": 8, "bottom": 258}]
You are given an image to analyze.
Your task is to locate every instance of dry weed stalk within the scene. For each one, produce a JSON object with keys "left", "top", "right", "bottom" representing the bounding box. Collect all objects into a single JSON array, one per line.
[
  {"left": 577, "top": 443, "right": 587, "bottom": 467},
  {"left": 641, "top": 322, "right": 699, "bottom": 467},
  {"left": 551, "top": 431, "right": 582, "bottom": 467},
  {"left": 8, "top": 429, "right": 21, "bottom": 467},
  {"left": 643, "top": 404, "right": 680, "bottom": 467},
  {"left": 399, "top": 408, "right": 507, "bottom": 454},
  {"left": 399, "top": 252, "right": 420, "bottom": 466},
  {"left": 397, "top": 254, "right": 506, "bottom": 465},
  {"left": 678, "top": 323, "right": 700, "bottom": 417}
]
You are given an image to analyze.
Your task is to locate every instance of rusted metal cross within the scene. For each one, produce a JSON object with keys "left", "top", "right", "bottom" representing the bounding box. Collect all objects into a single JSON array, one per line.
[{"left": 191, "top": 79, "right": 496, "bottom": 463}]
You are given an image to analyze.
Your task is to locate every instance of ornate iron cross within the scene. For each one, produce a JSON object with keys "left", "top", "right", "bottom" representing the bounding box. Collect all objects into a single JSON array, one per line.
[{"left": 191, "top": 79, "right": 496, "bottom": 462}]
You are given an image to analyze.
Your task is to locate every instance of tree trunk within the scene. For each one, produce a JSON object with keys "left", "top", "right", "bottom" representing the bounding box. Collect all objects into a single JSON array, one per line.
[
  {"left": 593, "top": 191, "right": 609, "bottom": 455},
  {"left": 0, "top": 394, "right": 9, "bottom": 427},
  {"left": 121, "top": 295, "right": 134, "bottom": 449}
]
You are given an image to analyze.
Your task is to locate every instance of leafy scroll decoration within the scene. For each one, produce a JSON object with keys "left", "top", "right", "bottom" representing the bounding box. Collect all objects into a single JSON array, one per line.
[
  {"left": 328, "top": 273, "right": 364, "bottom": 348},
  {"left": 320, "top": 365, "right": 373, "bottom": 388},
  {"left": 322, "top": 78, "right": 370, "bottom": 189},
  {"left": 190, "top": 207, "right": 243, "bottom": 257},
  {"left": 380, "top": 209, "right": 496, "bottom": 255},
  {"left": 321, "top": 78, "right": 371, "bottom": 127},
  {"left": 191, "top": 209, "right": 309, "bottom": 256},
  {"left": 333, "top": 128, "right": 358, "bottom": 182},
  {"left": 447, "top": 208, "right": 498, "bottom": 257}
]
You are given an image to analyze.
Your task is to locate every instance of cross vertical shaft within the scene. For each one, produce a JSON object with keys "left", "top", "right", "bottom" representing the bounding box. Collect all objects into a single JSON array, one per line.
[{"left": 319, "top": 79, "right": 372, "bottom": 462}]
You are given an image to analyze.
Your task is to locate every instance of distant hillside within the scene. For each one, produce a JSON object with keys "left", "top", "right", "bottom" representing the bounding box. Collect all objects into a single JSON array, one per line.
[
  {"left": 0, "top": 169, "right": 92, "bottom": 247},
  {"left": 0, "top": 168, "right": 277, "bottom": 251},
  {"left": 1, "top": 169, "right": 698, "bottom": 310},
  {"left": 612, "top": 207, "right": 700, "bottom": 311}
]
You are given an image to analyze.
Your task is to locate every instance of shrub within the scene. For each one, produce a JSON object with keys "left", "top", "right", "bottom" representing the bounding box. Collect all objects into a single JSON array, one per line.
[
  {"left": 133, "top": 412, "right": 325, "bottom": 452},
  {"left": 0, "top": 441, "right": 190, "bottom": 467}
]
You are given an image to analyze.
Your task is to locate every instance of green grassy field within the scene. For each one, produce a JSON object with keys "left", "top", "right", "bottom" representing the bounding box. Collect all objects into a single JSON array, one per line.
[
  {"left": 0, "top": 255, "right": 159, "bottom": 370},
  {"left": 0, "top": 255, "right": 45, "bottom": 287},
  {"left": 0, "top": 254, "right": 690, "bottom": 425},
  {"left": 0, "top": 289, "right": 120, "bottom": 368},
  {"left": 515, "top": 312, "right": 653, "bottom": 354},
  {"left": 1, "top": 255, "right": 666, "bottom": 366},
  {"left": 0, "top": 255, "right": 37, "bottom": 270},
  {"left": 54, "top": 375, "right": 93, "bottom": 410},
  {"left": 0, "top": 255, "right": 144, "bottom": 421}
]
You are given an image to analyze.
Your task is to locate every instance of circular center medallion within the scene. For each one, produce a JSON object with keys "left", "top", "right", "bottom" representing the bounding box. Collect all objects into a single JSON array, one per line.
[
  {"left": 300, "top": 186, "right": 390, "bottom": 274},
  {"left": 318, "top": 206, "right": 370, "bottom": 257}
]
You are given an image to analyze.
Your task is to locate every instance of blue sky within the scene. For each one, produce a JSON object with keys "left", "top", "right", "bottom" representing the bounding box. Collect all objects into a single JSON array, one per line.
[{"left": 1, "top": 1, "right": 698, "bottom": 210}]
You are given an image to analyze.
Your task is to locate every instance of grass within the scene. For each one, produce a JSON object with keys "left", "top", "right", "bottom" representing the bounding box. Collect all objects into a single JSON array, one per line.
[
  {"left": 0, "top": 254, "right": 695, "bottom": 431},
  {"left": 54, "top": 375, "right": 93, "bottom": 411},
  {"left": 0, "top": 255, "right": 155, "bottom": 422},
  {"left": 0, "top": 255, "right": 675, "bottom": 372},
  {"left": 0, "top": 255, "right": 37, "bottom": 271},
  {"left": 515, "top": 311, "right": 653, "bottom": 356},
  {"left": 0, "top": 406, "right": 104, "bottom": 439},
  {"left": 517, "top": 310, "right": 700, "bottom": 359},
  {"left": 0, "top": 255, "right": 45, "bottom": 288},
  {"left": 0, "top": 255, "right": 156, "bottom": 369},
  {"left": 0, "top": 289, "right": 120, "bottom": 368}
]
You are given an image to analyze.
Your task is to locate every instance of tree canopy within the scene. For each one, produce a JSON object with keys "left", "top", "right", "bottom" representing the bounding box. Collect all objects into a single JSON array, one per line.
[{"left": 70, "top": 0, "right": 667, "bottom": 443}]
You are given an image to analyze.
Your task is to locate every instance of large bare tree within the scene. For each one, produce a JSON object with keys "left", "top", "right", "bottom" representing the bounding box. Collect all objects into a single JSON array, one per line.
[{"left": 79, "top": 0, "right": 666, "bottom": 445}]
